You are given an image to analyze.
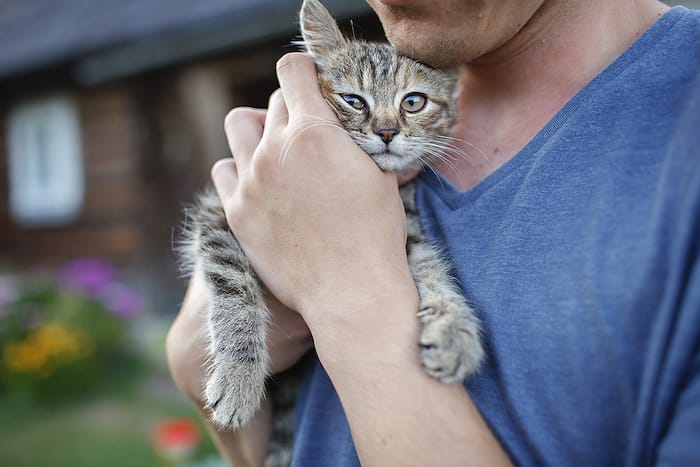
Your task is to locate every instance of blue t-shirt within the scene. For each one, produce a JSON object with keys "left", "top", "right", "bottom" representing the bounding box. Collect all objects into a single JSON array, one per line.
[{"left": 291, "top": 7, "right": 700, "bottom": 466}]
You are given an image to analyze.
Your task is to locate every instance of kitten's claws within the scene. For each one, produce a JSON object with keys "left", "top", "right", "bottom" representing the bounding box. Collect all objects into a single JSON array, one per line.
[
  {"left": 205, "top": 357, "right": 267, "bottom": 429},
  {"left": 417, "top": 307, "right": 437, "bottom": 319},
  {"left": 227, "top": 410, "right": 239, "bottom": 428},
  {"left": 418, "top": 300, "right": 483, "bottom": 384}
]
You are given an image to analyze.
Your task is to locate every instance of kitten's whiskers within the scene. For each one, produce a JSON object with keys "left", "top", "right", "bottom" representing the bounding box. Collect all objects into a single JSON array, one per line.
[
  {"left": 434, "top": 135, "right": 489, "bottom": 162},
  {"left": 422, "top": 147, "right": 461, "bottom": 175},
  {"left": 421, "top": 138, "right": 472, "bottom": 165}
]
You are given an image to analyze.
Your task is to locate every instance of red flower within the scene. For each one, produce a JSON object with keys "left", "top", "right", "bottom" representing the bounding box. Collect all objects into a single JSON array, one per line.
[{"left": 152, "top": 418, "right": 202, "bottom": 461}]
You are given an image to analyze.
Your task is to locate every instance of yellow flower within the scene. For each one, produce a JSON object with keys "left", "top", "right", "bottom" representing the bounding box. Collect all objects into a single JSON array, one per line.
[{"left": 2, "top": 324, "right": 94, "bottom": 377}]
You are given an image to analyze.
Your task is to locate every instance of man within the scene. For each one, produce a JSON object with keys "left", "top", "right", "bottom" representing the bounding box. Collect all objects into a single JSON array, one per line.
[{"left": 167, "top": 0, "right": 700, "bottom": 465}]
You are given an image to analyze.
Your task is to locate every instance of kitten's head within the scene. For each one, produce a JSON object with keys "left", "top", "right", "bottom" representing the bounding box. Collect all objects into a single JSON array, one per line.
[{"left": 298, "top": 0, "right": 459, "bottom": 174}]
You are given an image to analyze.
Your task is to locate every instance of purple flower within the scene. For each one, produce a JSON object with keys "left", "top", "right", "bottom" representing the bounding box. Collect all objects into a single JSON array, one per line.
[
  {"left": 58, "top": 257, "right": 115, "bottom": 297},
  {"left": 97, "top": 282, "right": 143, "bottom": 318}
]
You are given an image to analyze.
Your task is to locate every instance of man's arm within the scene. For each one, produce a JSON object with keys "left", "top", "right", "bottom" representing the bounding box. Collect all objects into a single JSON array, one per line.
[{"left": 308, "top": 289, "right": 511, "bottom": 466}]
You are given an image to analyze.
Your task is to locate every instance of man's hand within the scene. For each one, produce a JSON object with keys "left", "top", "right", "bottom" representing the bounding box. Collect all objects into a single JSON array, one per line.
[{"left": 212, "top": 53, "right": 416, "bottom": 328}]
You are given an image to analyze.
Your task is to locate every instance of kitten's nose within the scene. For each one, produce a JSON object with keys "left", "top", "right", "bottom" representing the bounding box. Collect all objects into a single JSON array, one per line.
[{"left": 376, "top": 128, "right": 399, "bottom": 144}]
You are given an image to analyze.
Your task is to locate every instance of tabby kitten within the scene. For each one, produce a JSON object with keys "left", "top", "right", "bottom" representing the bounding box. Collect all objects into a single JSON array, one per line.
[{"left": 180, "top": 0, "right": 483, "bottom": 463}]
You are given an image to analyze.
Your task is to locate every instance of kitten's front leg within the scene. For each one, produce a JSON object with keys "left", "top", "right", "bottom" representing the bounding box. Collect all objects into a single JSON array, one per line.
[
  {"left": 401, "top": 184, "right": 484, "bottom": 383},
  {"left": 193, "top": 192, "right": 270, "bottom": 428},
  {"left": 204, "top": 259, "right": 270, "bottom": 428}
]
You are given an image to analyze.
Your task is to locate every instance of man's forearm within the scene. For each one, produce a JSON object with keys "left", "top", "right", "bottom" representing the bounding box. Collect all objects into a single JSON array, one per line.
[{"left": 308, "top": 292, "right": 513, "bottom": 467}]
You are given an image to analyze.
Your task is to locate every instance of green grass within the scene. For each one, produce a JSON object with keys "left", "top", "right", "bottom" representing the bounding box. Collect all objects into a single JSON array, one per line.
[{"left": 0, "top": 374, "right": 218, "bottom": 467}]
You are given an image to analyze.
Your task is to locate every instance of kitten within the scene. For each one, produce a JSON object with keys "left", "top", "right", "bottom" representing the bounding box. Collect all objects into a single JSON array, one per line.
[{"left": 179, "top": 0, "right": 483, "bottom": 464}]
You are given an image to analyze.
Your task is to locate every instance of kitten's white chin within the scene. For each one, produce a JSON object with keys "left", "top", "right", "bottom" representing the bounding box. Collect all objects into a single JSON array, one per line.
[{"left": 370, "top": 152, "right": 418, "bottom": 174}]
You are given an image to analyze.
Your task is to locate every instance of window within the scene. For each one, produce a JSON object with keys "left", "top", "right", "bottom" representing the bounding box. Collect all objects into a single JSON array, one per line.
[{"left": 7, "top": 94, "right": 84, "bottom": 227}]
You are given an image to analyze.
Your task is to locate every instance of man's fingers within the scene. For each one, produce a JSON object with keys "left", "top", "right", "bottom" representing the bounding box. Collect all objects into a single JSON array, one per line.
[
  {"left": 211, "top": 158, "right": 238, "bottom": 203},
  {"left": 276, "top": 53, "right": 335, "bottom": 119},
  {"left": 264, "top": 89, "right": 289, "bottom": 134},
  {"left": 223, "top": 107, "right": 266, "bottom": 174}
]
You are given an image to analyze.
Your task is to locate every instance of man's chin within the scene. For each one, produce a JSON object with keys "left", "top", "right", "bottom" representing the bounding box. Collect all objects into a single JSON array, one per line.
[{"left": 390, "top": 36, "right": 471, "bottom": 68}]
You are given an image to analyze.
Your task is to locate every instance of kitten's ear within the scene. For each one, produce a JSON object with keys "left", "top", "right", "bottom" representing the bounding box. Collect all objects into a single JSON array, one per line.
[{"left": 299, "top": 0, "right": 347, "bottom": 59}]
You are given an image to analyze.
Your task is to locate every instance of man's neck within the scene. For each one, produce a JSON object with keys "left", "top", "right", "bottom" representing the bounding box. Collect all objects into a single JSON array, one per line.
[{"left": 435, "top": 0, "right": 669, "bottom": 191}]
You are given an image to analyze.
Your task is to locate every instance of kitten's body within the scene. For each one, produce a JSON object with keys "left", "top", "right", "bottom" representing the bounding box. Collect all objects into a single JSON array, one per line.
[{"left": 180, "top": 1, "right": 483, "bottom": 465}]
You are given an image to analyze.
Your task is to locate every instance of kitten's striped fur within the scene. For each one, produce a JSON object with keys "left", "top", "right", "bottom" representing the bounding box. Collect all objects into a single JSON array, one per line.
[{"left": 179, "top": 1, "right": 483, "bottom": 465}]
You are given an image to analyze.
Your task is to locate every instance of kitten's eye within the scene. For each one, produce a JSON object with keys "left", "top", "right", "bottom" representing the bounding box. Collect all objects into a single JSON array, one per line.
[
  {"left": 341, "top": 94, "right": 367, "bottom": 111},
  {"left": 401, "top": 93, "right": 427, "bottom": 113}
]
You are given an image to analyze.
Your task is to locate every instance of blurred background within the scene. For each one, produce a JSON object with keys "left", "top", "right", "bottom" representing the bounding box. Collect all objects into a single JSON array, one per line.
[{"left": 0, "top": 1, "right": 697, "bottom": 466}]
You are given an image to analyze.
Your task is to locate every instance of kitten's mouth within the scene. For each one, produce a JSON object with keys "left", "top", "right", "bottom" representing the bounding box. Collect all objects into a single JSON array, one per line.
[
  {"left": 367, "top": 149, "right": 399, "bottom": 160},
  {"left": 368, "top": 150, "right": 417, "bottom": 174}
]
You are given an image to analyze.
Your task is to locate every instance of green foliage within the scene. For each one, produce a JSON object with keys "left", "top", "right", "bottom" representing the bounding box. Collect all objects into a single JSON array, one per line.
[
  {"left": 0, "top": 258, "right": 143, "bottom": 402},
  {"left": 0, "top": 259, "right": 222, "bottom": 466}
]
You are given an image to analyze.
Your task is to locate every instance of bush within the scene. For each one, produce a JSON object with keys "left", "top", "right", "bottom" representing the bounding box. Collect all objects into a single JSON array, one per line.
[{"left": 0, "top": 258, "right": 144, "bottom": 402}]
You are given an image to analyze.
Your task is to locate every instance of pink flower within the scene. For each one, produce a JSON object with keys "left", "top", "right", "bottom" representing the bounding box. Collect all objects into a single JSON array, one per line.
[
  {"left": 97, "top": 282, "right": 143, "bottom": 318},
  {"left": 58, "top": 257, "right": 115, "bottom": 297},
  {"left": 57, "top": 258, "right": 144, "bottom": 318}
]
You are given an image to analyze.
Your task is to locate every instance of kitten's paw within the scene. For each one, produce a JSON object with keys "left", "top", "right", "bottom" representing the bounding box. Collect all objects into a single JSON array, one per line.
[
  {"left": 418, "top": 303, "right": 483, "bottom": 384},
  {"left": 204, "top": 359, "right": 267, "bottom": 429}
]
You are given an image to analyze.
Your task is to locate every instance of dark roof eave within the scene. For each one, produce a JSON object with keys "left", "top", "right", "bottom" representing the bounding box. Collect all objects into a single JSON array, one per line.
[{"left": 74, "top": 1, "right": 372, "bottom": 85}]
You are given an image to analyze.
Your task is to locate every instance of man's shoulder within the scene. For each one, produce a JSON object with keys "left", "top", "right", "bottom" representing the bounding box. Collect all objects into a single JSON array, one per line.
[
  {"left": 666, "top": 6, "right": 700, "bottom": 37},
  {"left": 678, "top": 5, "right": 700, "bottom": 26},
  {"left": 616, "top": 6, "right": 700, "bottom": 88}
]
